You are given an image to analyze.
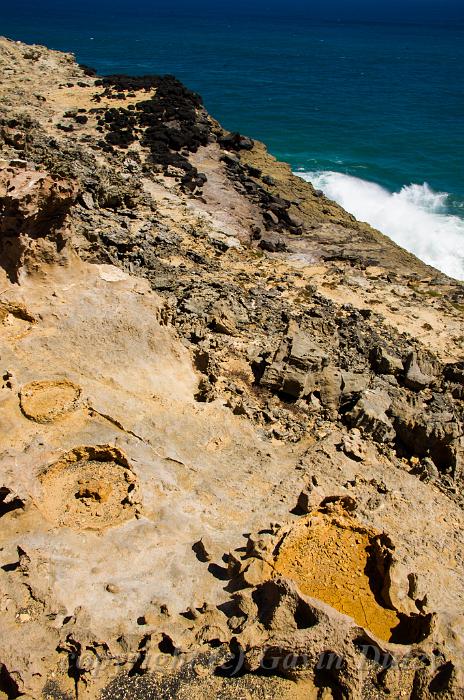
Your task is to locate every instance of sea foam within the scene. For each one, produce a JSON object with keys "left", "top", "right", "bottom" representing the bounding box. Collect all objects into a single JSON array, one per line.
[{"left": 298, "top": 171, "right": 464, "bottom": 280}]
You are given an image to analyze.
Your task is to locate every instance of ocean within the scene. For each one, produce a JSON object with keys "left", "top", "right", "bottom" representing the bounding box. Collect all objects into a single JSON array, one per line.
[{"left": 2, "top": 8, "right": 464, "bottom": 278}]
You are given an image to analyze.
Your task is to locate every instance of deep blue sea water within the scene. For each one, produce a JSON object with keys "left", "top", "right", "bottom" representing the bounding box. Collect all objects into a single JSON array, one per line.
[{"left": 2, "top": 8, "right": 464, "bottom": 277}]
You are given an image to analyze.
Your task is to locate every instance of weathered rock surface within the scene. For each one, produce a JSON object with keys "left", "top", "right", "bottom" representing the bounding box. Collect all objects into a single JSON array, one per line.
[
  {"left": 0, "top": 164, "right": 78, "bottom": 280},
  {"left": 0, "top": 36, "right": 463, "bottom": 699}
]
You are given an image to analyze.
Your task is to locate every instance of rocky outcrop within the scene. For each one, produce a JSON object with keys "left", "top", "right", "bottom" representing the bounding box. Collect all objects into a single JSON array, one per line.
[
  {"left": 0, "top": 37, "right": 463, "bottom": 700},
  {"left": 0, "top": 163, "right": 77, "bottom": 280}
]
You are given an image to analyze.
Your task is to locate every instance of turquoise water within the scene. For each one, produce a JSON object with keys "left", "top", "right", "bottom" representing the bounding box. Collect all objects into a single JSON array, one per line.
[{"left": 2, "top": 11, "right": 464, "bottom": 276}]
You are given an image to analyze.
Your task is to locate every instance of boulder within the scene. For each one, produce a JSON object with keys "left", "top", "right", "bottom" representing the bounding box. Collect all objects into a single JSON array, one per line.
[
  {"left": 371, "top": 345, "right": 403, "bottom": 376},
  {"left": 340, "top": 428, "right": 367, "bottom": 462},
  {"left": 208, "top": 232, "right": 241, "bottom": 251},
  {"left": 209, "top": 299, "right": 240, "bottom": 336},
  {"left": 392, "top": 397, "right": 463, "bottom": 477},
  {"left": 79, "top": 191, "right": 95, "bottom": 210},
  {"left": 346, "top": 389, "right": 395, "bottom": 443},
  {"left": 258, "top": 233, "right": 287, "bottom": 252},
  {"left": 264, "top": 210, "right": 279, "bottom": 227},
  {"left": 286, "top": 327, "right": 329, "bottom": 372},
  {"left": 259, "top": 326, "right": 340, "bottom": 413},
  {"left": 262, "top": 174, "right": 275, "bottom": 186},
  {"left": 404, "top": 352, "right": 434, "bottom": 390},
  {"left": 219, "top": 132, "right": 254, "bottom": 151},
  {"left": 340, "top": 371, "right": 370, "bottom": 397}
]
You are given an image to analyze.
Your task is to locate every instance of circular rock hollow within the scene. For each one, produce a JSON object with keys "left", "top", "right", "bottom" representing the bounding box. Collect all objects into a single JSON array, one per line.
[
  {"left": 273, "top": 512, "right": 402, "bottom": 643},
  {"left": 19, "top": 379, "right": 81, "bottom": 423},
  {"left": 39, "top": 446, "right": 139, "bottom": 530}
]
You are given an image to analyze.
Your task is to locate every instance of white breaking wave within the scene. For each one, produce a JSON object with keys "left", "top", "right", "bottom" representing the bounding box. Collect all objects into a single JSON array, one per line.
[{"left": 298, "top": 171, "right": 464, "bottom": 280}]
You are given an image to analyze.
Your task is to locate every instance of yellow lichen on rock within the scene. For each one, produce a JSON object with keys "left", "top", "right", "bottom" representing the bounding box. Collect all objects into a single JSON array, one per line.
[{"left": 273, "top": 512, "right": 401, "bottom": 642}]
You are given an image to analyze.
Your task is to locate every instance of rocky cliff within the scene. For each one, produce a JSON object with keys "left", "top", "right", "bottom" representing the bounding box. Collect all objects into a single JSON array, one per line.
[{"left": 0, "top": 37, "right": 463, "bottom": 700}]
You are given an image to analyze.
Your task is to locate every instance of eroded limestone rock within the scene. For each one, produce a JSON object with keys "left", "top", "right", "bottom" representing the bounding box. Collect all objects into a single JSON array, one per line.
[
  {"left": 19, "top": 379, "right": 81, "bottom": 423},
  {"left": 346, "top": 388, "right": 395, "bottom": 443},
  {"left": 0, "top": 163, "right": 78, "bottom": 280},
  {"left": 0, "top": 36, "right": 462, "bottom": 700},
  {"left": 38, "top": 446, "right": 140, "bottom": 530}
]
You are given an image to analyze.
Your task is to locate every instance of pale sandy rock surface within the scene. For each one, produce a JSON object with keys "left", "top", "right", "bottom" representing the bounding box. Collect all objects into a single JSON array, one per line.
[{"left": 0, "top": 37, "right": 463, "bottom": 700}]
